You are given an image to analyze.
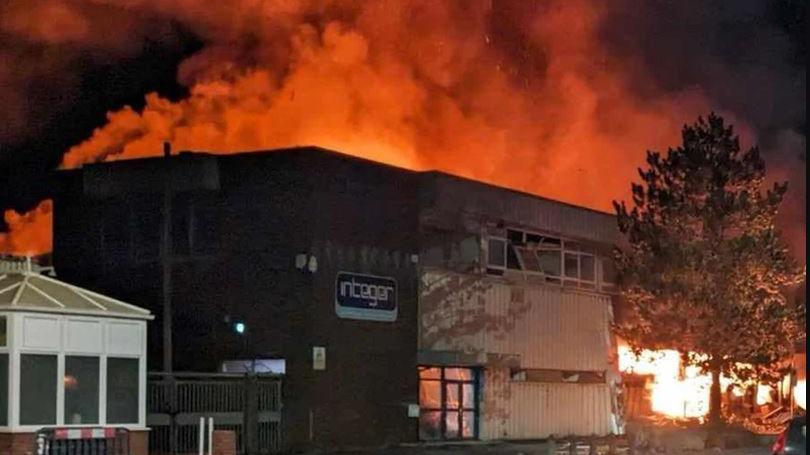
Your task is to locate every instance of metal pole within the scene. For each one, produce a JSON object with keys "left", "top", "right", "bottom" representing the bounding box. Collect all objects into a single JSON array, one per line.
[
  {"left": 208, "top": 417, "right": 214, "bottom": 455},
  {"left": 198, "top": 417, "right": 205, "bottom": 455},
  {"left": 162, "top": 141, "right": 174, "bottom": 372}
]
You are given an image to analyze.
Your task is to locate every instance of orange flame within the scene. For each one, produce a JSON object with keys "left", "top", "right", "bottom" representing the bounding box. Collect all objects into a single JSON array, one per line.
[
  {"left": 0, "top": 200, "right": 52, "bottom": 256},
  {"left": 57, "top": 0, "right": 718, "bottom": 203},
  {"left": 0, "top": 0, "right": 769, "bottom": 256},
  {"left": 618, "top": 345, "right": 775, "bottom": 419},
  {"left": 796, "top": 380, "right": 806, "bottom": 410}
]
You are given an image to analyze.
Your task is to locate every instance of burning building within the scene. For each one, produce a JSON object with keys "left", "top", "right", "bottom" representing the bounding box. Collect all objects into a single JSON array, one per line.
[{"left": 51, "top": 147, "right": 623, "bottom": 449}]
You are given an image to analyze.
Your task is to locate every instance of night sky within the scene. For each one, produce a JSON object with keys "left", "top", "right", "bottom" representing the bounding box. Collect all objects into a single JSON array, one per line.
[{"left": 0, "top": 1, "right": 806, "bottom": 251}]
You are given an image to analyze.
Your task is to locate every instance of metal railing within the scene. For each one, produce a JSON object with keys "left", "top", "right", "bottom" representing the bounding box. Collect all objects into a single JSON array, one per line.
[
  {"left": 147, "top": 372, "right": 282, "bottom": 454},
  {"left": 34, "top": 427, "right": 130, "bottom": 455}
]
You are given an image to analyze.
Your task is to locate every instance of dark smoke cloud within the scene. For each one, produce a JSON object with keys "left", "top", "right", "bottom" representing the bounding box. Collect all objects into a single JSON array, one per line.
[
  {"left": 601, "top": 0, "right": 806, "bottom": 260},
  {"left": 0, "top": 0, "right": 199, "bottom": 211},
  {"left": 0, "top": 0, "right": 805, "bottom": 262}
]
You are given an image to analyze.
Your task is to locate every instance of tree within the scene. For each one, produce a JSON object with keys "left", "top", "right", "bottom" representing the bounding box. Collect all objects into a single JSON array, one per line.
[{"left": 613, "top": 114, "right": 806, "bottom": 426}]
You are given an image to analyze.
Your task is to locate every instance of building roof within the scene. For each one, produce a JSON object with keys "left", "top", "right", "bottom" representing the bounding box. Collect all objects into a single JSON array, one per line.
[{"left": 0, "top": 258, "right": 152, "bottom": 320}]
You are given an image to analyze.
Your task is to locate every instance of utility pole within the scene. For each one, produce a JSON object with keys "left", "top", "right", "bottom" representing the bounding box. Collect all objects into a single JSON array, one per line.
[{"left": 161, "top": 141, "right": 174, "bottom": 372}]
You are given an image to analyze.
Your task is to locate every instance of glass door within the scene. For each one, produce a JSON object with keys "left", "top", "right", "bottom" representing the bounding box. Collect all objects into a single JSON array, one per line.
[{"left": 418, "top": 366, "right": 478, "bottom": 440}]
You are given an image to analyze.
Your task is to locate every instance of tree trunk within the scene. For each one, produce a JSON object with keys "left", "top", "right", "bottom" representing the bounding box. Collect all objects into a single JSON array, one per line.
[{"left": 708, "top": 364, "right": 723, "bottom": 426}]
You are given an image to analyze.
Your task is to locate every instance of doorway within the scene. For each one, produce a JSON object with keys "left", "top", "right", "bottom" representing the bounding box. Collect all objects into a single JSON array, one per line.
[{"left": 418, "top": 366, "right": 479, "bottom": 440}]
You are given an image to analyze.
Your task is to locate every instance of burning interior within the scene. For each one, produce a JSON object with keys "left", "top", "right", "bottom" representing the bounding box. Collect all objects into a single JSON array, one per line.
[{"left": 618, "top": 341, "right": 806, "bottom": 432}]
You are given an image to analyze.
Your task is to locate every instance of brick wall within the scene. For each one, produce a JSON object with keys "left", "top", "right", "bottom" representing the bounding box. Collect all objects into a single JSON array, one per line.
[
  {"left": 0, "top": 432, "right": 35, "bottom": 455},
  {"left": 0, "top": 431, "right": 147, "bottom": 455},
  {"left": 212, "top": 430, "right": 236, "bottom": 455}
]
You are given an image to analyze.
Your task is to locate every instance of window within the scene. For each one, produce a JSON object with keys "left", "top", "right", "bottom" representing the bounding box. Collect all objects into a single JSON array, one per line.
[
  {"left": 598, "top": 258, "right": 618, "bottom": 292},
  {"left": 65, "top": 356, "right": 99, "bottom": 425},
  {"left": 0, "top": 354, "right": 7, "bottom": 426},
  {"left": 580, "top": 255, "right": 595, "bottom": 281},
  {"left": 564, "top": 252, "right": 579, "bottom": 279},
  {"left": 0, "top": 316, "right": 6, "bottom": 346},
  {"left": 107, "top": 358, "right": 139, "bottom": 424},
  {"left": 20, "top": 354, "right": 57, "bottom": 425},
  {"left": 497, "top": 228, "right": 611, "bottom": 289},
  {"left": 486, "top": 237, "right": 507, "bottom": 272},
  {"left": 537, "top": 248, "right": 562, "bottom": 278},
  {"left": 601, "top": 258, "right": 617, "bottom": 283},
  {"left": 419, "top": 366, "right": 478, "bottom": 441}
]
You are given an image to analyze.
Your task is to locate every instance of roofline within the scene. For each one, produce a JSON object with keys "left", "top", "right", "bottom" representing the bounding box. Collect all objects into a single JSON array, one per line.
[
  {"left": 36, "top": 272, "right": 152, "bottom": 316},
  {"left": 421, "top": 171, "right": 616, "bottom": 218},
  {"left": 62, "top": 146, "right": 616, "bottom": 217},
  {"left": 0, "top": 306, "right": 154, "bottom": 320}
]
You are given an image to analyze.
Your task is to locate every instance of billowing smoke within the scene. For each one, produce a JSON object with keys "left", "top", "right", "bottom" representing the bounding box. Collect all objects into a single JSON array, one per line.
[{"left": 0, "top": 0, "right": 805, "bottom": 259}]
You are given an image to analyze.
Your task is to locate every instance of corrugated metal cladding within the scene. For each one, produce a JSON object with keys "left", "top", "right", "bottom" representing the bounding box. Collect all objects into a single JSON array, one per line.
[
  {"left": 420, "top": 270, "right": 615, "bottom": 439},
  {"left": 421, "top": 173, "right": 620, "bottom": 245},
  {"left": 481, "top": 374, "right": 613, "bottom": 439},
  {"left": 420, "top": 271, "right": 613, "bottom": 371}
]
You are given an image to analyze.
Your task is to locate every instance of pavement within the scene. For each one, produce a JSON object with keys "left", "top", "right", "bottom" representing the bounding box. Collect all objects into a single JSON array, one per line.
[{"left": 321, "top": 441, "right": 773, "bottom": 455}]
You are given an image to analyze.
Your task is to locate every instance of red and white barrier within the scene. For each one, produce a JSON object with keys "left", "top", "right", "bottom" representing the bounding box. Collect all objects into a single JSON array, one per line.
[{"left": 52, "top": 427, "right": 117, "bottom": 440}]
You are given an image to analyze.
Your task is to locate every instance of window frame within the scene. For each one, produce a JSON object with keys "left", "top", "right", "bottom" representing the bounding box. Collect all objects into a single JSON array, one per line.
[
  {"left": 63, "top": 355, "right": 101, "bottom": 425},
  {"left": 18, "top": 352, "right": 59, "bottom": 426},
  {"left": 3, "top": 315, "right": 147, "bottom": 431},
  {"left": 105, "top": 356, "right": 141, "bottom": 425},
  {"left": 418, "top": 366, "right": 479, "bottom": 441},
  {"left": 494, "top": 227, "right": 612, "bottom": 292}
]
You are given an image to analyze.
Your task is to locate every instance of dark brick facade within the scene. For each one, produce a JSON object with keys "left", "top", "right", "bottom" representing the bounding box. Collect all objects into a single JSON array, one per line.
[{"left": 53, "top": 148, "right": 420, "bottom": 450}]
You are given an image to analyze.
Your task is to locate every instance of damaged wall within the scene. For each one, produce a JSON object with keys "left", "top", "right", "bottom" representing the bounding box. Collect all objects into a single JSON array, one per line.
[{"left": 419, "top": 268, "right": 617, "bottom": 438}]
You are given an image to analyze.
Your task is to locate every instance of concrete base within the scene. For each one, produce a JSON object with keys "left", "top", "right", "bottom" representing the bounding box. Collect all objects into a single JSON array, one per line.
[{"left": 0, "top": 430, "right": 148, "bottom": 455}]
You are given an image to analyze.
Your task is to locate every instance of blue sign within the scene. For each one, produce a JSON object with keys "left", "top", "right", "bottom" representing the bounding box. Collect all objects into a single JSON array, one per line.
[{"left": 335, "top": 272, "right": 398, "bottom": 322}]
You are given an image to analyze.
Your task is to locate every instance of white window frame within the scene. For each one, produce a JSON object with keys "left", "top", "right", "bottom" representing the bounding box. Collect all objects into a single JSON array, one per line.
[
  {"left": 598, "top": 257, "right": 618, "bottom": 292},
  {"left": 0, "top": 313, "right": 10, "bottom": 430},
  {"left": 498, "top": 228, "right": 605, "bottom": 291},
  {"left": 1, "top": 313, "right": 147, "bottom": 432}
]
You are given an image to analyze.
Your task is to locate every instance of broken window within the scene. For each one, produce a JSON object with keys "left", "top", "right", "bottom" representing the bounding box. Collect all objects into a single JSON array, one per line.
[
  {"left": 537, "top": 248, "right": 562, "bottom": 277},
  {"left": 492, "top": 227, "right": 610, "bottom": 289},
  {"left": 486, "top": 237, "right": 507, "bottom": 273},
  {"left": 515, "top": 247, "right": 541, "bottom": 272},
  {"left": 507, "top": 229, "right": 525, "bottom": 245},
  {"left": 506, "top": 243, "right": 521, "bottom": 270}
]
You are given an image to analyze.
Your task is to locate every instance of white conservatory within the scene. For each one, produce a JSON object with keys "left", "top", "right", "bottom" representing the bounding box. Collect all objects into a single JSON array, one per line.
[{"left": 0, "top": 258, "right": 152, "bottom": 432}]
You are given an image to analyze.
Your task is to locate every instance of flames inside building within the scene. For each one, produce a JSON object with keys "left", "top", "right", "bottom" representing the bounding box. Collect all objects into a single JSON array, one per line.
[{"left": 618, "top": 341, "right": 806, "bottom": 431}]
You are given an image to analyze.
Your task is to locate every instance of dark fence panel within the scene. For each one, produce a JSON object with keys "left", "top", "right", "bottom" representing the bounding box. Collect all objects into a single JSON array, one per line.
[{"left": 147, "top": 372, "right": 282, "bottom": 455}]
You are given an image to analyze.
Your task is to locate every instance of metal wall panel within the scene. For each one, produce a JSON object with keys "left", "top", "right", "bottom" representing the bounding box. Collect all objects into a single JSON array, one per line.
[
  {"left": 480, "top": 370, "right": 613, "bottom": 439},
  {"left": 420, "top": 271, "right": 612, "bottom": 371},
  {"left": 420, "top": 269, "right": 616, "bottom": 438},
  {"left": 422, "top": 173, "right": 620, "bottom": 246}
]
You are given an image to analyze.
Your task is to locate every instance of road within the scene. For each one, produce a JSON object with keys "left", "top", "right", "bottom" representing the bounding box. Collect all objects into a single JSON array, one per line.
[{"left": 328, "top": 442, "right": 773, "bottom": 455}]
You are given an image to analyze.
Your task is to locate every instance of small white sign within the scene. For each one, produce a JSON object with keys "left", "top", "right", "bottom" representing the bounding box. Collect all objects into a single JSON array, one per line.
[
  {"left": 313, "top": 346, "right": 326, "bottom": 370},
  {"left": 407, "top": 404, "right": 420, "bottom": 418}
]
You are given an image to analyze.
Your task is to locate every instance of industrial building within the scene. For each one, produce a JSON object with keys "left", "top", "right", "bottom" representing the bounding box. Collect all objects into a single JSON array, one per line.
[{"left": 52, "top": 147, "right": 623, "bottom": 450}]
